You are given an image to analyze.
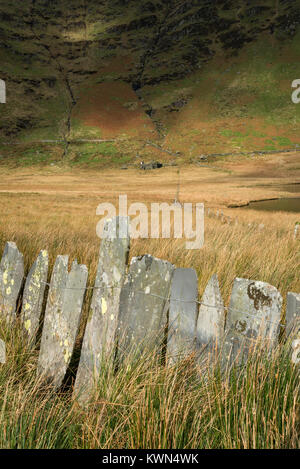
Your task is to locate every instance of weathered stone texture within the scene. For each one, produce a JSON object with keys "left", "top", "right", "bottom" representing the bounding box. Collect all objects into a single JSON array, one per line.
[
  {"left": 0, "top": 339, "right": 5, "bottom": 364},
  {"left": 74, "top": 217, "right": 130, "bottom": 403},
  {"left": 0, "top": 242, "right": 24, "bottom": 322},
  {"left": 223, "top": 278, "right": 282, "bottom": 366},
  {"left": 286, "top": 292, "right": 300, "bottom": 338},
  {"left": 21, "top": 250, "right": 49, "bottom": 342},
  {"left": 167, "top": 268, "right": 198, "bottom": 364},
  {"left": 117, "top": 254, "right": 174, "bottom": 361},
  {"left": 196, "top": 273, "right": 225, "bottom": 357},
  {"left": 37, "top": 256, "right": 88, "bottom": 389}
]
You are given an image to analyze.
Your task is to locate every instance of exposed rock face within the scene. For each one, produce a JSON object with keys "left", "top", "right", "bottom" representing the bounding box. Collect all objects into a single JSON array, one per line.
[{"left": 140, "top": 161, "right": 163, "bottom": 170}]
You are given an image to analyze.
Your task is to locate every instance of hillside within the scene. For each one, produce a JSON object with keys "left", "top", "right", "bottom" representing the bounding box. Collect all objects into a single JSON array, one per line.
[{"left": 1, "top": 0, "right": 300, "bottom": 166}]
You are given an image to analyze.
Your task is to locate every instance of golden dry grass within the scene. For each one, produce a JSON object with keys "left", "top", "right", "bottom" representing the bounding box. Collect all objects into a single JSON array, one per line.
[
  {"left": 0, "top": 154, "right": 299, "bottom": 448},
  {"left": 0, "top": 322, "right": 298, "bottom": 448},
  {"left": 0, "top": 152, "right": 299, "bottom": 306}
]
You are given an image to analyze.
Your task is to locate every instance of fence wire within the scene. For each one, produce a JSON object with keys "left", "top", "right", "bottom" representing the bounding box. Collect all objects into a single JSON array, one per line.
[
  {"left": 1, "top": 259, "right": 290, "bottom": 331},
  {"left": 28, "top": 276, "right": 286, "bottom": 329}
]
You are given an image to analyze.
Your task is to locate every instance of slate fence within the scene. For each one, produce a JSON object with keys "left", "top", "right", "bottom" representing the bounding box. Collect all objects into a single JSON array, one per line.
[
  {"left": 205, "top": 207, "right": 300, "bottom": 237},
  {"left": 0, "top": 216, "right": 299, "bottom": 405}
]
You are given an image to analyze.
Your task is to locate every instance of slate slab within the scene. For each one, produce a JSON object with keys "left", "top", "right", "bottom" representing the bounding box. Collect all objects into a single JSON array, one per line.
[
  {"left": 196, "top": 273, "right": 225, "bottom": 359},
  {"left": 37, "top": 257, "right": 88, "bottom": 389},
  {"left": 117, "top": 254, "right": 174, "bottom": 361},
  {"left": 0, "top": 242, "right": 24, "bottom": 322},
  {"left": 223, "top": 278, "right": 282, "bottom": 367},
  {"left": 167, "top": 268, "right": 198, "bottom": 364},
  {"left": 74, "top": 217, "right": 130, "bottom": 403},
  {"left": 21, "top": 250, "right": 49, "bottom": 343}
]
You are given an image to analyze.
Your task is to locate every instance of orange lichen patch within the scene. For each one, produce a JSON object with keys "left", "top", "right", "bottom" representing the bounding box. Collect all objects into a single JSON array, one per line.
[{"left": 72, "top": 81, "right": 157, "bottom": 138}]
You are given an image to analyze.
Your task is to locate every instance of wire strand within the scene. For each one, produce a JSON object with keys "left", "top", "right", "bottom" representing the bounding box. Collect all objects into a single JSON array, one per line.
[{"left": 29, "top": 278, "right": 286, "bottom": 328}]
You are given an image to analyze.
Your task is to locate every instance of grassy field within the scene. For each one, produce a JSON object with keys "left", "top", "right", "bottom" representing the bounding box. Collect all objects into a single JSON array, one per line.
[
  {"left": 0, "top": 153, "right": 299, "bottom": 448},
  {"left": 0, "top": 325, "right": 298, "bottom": 448}
]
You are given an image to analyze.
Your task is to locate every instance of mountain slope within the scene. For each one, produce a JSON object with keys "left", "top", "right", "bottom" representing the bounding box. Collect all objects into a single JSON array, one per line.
[{"left": 1, "top": 0, "right": 300, "bottom": 165}]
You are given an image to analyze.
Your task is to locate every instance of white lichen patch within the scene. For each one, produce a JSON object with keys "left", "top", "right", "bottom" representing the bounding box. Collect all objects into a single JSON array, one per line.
[
  {"left": 64, "top": 348, "right": 71, "bottom": 364},
  {"left": 101, "top": 297, "right": 108, "bottom": 315},
  {"left": 3, "top": 270, "right": 8, "bottom": 285},
  {"left": 24, "top": 319, "right": 31, "bottom": 333}
]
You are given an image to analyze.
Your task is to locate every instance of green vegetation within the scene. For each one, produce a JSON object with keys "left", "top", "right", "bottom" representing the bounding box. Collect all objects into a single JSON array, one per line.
[
  {"left": 1, "top": 0, "right": 300, "bottom": 162},
  {"left": 70, "top": 141, "right": 120, "bottom": 166},
  {"left": 218, "top": 128, "right": 297, "bottom": 153},
  {"left": 16, "top": 148, "right": 54, "bottom": 166},
  {"left": 0, "top": 144, "right": 63, "bottom": 167},
  {"left": 69, "top": 119, "right": 103, "bottom": 140},
  {"left": 0, "top": 141, "right": 130, "bottom": 168}
]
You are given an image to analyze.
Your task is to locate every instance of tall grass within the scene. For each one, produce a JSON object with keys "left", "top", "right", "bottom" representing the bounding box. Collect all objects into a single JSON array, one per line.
[
  {"left": 0, "top": 192, "right": 298, "bottom": 300},
  {"left": 0, "top": 169, "right": 299, "bottom": 448},
  {"left": 0, "top": 320, "right": 298, "bottom": 448}
]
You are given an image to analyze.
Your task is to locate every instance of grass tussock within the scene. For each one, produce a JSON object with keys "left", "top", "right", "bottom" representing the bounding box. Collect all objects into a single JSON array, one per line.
[{"left": 0, "top": 321, "right": 299, "bottom": 449}]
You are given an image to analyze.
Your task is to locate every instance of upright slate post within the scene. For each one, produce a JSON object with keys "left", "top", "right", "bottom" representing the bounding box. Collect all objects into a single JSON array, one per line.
[
  {"left": 74, "top": 217, "right": 130, "bottom": 404},
  {"left": 286, "top": 292, "right": 300, "bottom": 366},
  {"left": 286, "top": 292, "right": 300, "bottom": 338},
  {"left": 167, "top": 268, "right": 198, "bottom": 364},
  {"left": 0, "top": 339, "right": 5, "bottom": 364},
  {"left": 223, "top": 278, "right": 282, "bottom": 367},
  {"left": 21, "top": 250, "right": 49, "bottom": 343},
  {"left": 0, "top": 242, "right": 24, "bottom": 322},
  {"left": 196, "top": 274, "right": 225, "bottom": 361},
  {"left": 37, "top": 257, "right": 88, "bottom": 389},
  {"left": 117, "top": 255, "right": 174, "bottom": 362}
]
